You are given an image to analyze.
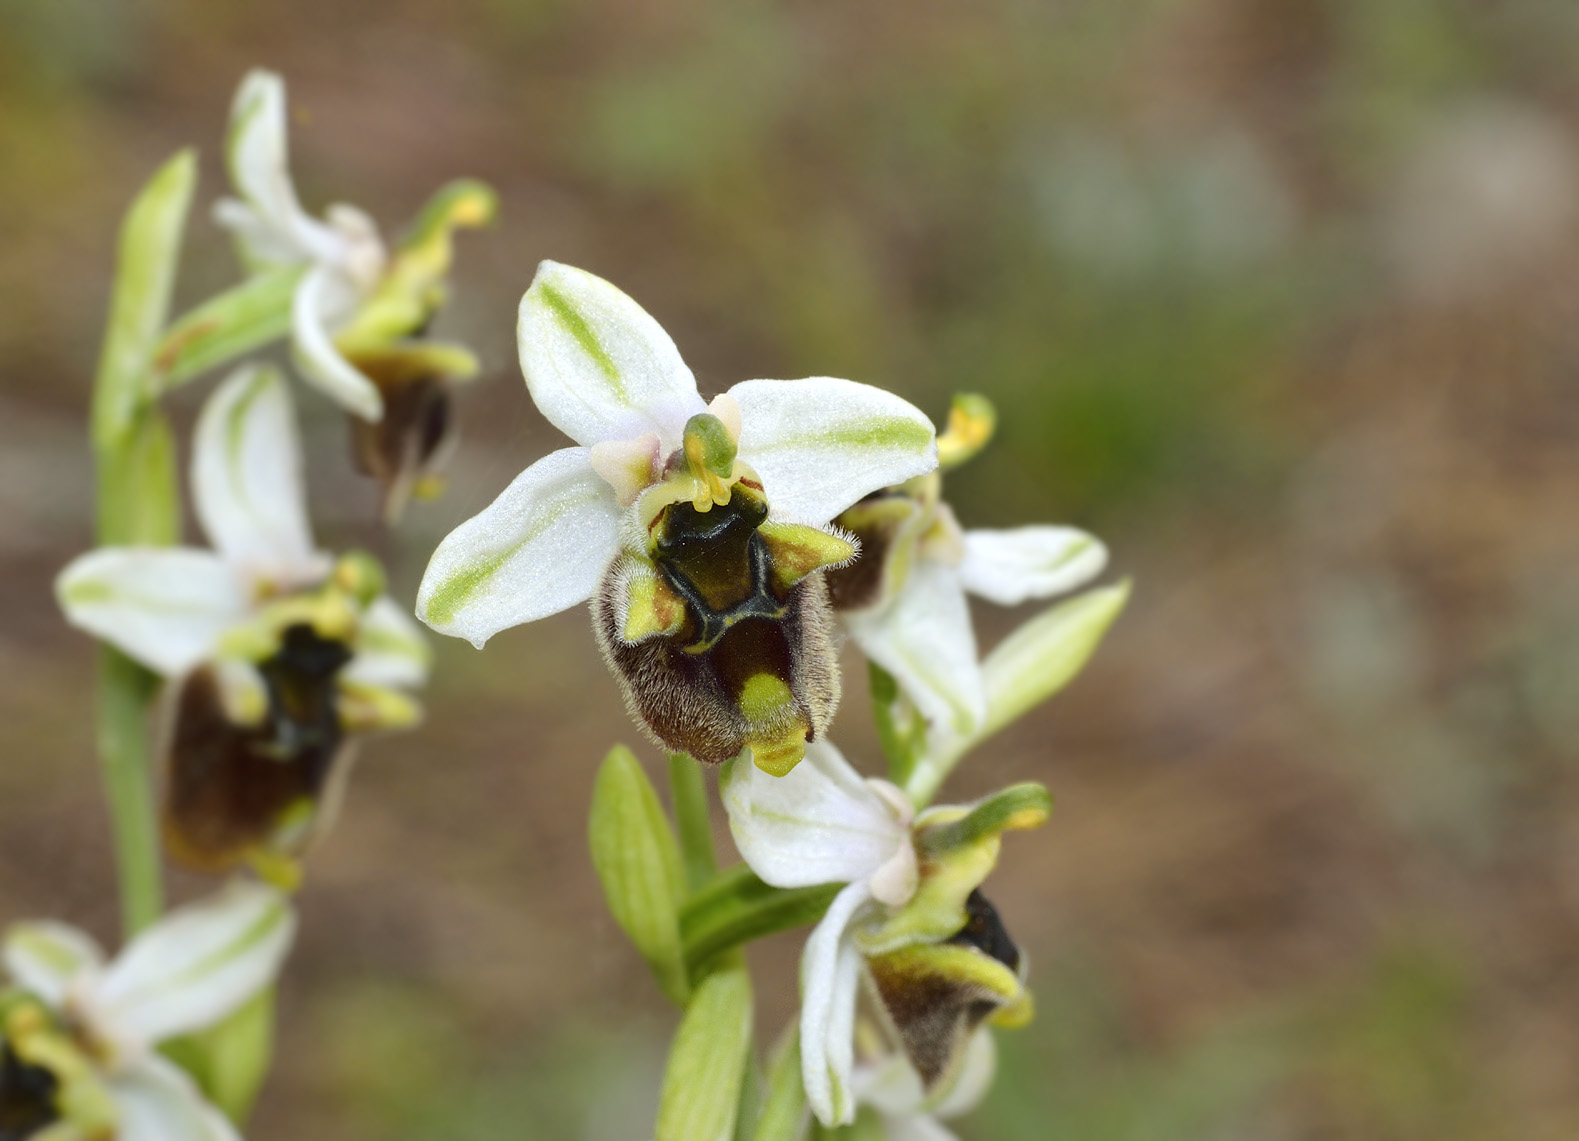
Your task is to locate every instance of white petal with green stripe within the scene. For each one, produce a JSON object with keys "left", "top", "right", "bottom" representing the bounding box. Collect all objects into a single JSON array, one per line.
[
  {"left": 55, "top": 547, "right": 245, "bottom": 677},
  {"left": 344, "top": 595, "right": 432, "bottom": 689},
  {"left": 518, "top": 261, "right": 704, "bottom": 450},
  {"left": 96, "top": 880, "right": 295, "bottom": 1048},
  {"left": 729, "top": 376, "right": 938, "bottom": 524},
  {"left": 958, "top": 526, "right": 1107, "bottom": 606},
  {"left": 220, "top": 69, "right": 345, "bottom": 268},
  {"left": 416, "top": 446, "right": 623, "bottom": 646},
  {"left": 846, "top": 560, "right": 986, "bottom": 737},
  {"left": 193, "top": 365, "right": 329, "bottom": 588}
]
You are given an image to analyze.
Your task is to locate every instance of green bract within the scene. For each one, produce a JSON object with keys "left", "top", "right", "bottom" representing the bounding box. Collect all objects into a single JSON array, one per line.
[
  {"left": 588, "top": 747, "right": 690, "bottom": 1004},
  {"left": 656, "top": 965, "right": 754, "bottom": 1141}
]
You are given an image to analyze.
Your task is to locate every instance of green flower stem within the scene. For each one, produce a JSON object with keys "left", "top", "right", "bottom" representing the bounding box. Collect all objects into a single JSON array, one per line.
[
  {"left": 90, "top": 149, "right": 196, "bottom": 935},
  {"left": 669, "top": 752, "right": 718, "bottom": 892},
  {"left": 681, "top": 865, "right": 839, "bottom": 975},
  {"left": 95, "top": 648, "right": 165, "bottom": 933}
]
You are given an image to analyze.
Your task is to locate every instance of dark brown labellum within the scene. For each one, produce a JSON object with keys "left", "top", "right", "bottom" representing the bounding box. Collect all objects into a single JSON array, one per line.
[
  {"left": 593, "top": 484, "right": 840, "bottom": 767},
  {"left": 947, "top": 889, "right": 1021, "bottom": 972},
  {"left": 866, "top": 890, "right": 1024, "bottom": 1090},
  {"left": 0, "top": 1044, "right": 58, "bottom": 1141},
  {"left": 346, "top": 354, "right": 459, "bottom": 522},
  {"left": 162, "top": 624, "right": 354, "bottom": 872},
  {"left": 824, "top": 491, "right": 914, "bottom": 612}
]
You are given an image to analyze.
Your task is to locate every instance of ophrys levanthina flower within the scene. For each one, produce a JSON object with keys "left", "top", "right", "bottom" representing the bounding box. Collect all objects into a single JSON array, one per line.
[
  {"left": 1, "top": 882, "right": 294, "bottom": 1141},
  {"left": 721, "top": 741, "right": 1042, "bottom": 1125},
  {"left": 827, "top": 394, "right": 1108, "bottom": 738},
  {"left": 56, "top": 366, "right": 429, "bottom": 879},
  {"left": 215, "top": 69, "right": 496, "bottom": 521},
  {"left": 417, "top": 261, "right": 938, "bottom": 775}
]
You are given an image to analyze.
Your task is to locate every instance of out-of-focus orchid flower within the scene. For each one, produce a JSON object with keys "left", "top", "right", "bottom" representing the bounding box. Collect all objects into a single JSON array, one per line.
[
  {"left": 0, "top": 882, "right": 295, "bottom": 1141},
  {"left": 56, "top": 367, "right": 428, "bottom": 878},
  {"left": 215, "top": 70, "right": 496, "bottom": 520}
]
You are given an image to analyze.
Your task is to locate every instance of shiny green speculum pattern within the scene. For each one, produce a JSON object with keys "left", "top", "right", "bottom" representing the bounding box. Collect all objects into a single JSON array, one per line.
[{"left": 649, "top": 481, "right": 786, "bottom": 653}]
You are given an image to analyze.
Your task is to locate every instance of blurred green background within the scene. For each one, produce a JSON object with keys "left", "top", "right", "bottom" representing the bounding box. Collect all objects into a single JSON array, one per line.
[{"left": 5, "top": 1, "right": 1579, "bottom": 1137}]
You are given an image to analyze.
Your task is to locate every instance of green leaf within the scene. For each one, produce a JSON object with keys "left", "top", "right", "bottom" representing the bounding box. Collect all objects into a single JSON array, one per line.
[
  {"left": 161, "top": 987, "right": 275, "bottom": 1123},
  {"left": 97, "top": 409, "right": 179, "bottom": 547},
  {"left": 155, "top": 265, "right": 302, "bottom": 391},
  {"left": 657, "top": 965, "right": 754, "bottom": 1141},
  {"left": 751, "top": 1028, "right": 808, "bottom": 1141},
  {"left": 589, "top": 745, "right": 690, "bottom": 1004},
  {"left": 93, "top": 149, "right": 196, "bottom": 450},
  {"left": 681, "top": 865, "right": 840, "bottom": 974}
]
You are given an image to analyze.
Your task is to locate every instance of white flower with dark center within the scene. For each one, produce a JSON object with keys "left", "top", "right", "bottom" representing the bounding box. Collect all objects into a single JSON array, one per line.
[
  {"left": 826, "top": 396, "right": 1109, "bottom": 737},
  {"left": 722, "top": 741, "right": 1043, "bottom": 1125},
  {"left": 0, "top": 882, "right": 295, "bottom": 1141},
  {"left": 56, "top": 366, "right": 428, "bottom": 875},
  {"left": 417, "top": 261, "right": 937, "bottom": 774},
  {"left": 215, "top": 69, "right": 496, "bottom": 520}
]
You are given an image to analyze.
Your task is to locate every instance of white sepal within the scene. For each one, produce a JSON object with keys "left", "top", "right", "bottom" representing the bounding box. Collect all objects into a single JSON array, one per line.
[
  {"left": 957, "top": 526, "right": 1107, "bottom": 606},
  {"left": 846, "top": 560, "right": 986, "bottom": 736},
  {"left": 722, "top": 741, "right": 911, "bottom": 891},
  {"left": 290, "top": 264, "right": 384, "bottom": 421},
  {"left": 192, "top": 366, "right": 329, "bottom": 590},
  {"left": 343, "top": 596, "right": 431, "bottom": 689},
  {"left": 220, "top": 69, "right": 345, "bottom": 269},
  {"left": 416, "top": 446, "right": 624, "bottom": 647},
  {"left": 518, "top": 261, "right": 705, "bottom": 451},
  {"left": 108, "top": 1054, "right": 242, "bottom": 1141},
  {"left": 800, "top": 880, "right": 872, "bottom": 1127},
  {"left": 729, "top": 377, "right": 938, "bottom": 525},
  {"left": 3, "top": 922, "right": 104, "bottom": 1011},
  {"left": 55, "top": 548, "right": 246, "bottom": 678},
  {"left": 95, "top": 881, "right": 295, "bottom": 1049}
]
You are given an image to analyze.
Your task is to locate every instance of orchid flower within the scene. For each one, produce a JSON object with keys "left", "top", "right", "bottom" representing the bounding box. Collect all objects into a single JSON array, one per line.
[
  {"left": 215, "top": 69, "right": 496, "bottom": 520},
  {"left": 851, "top": 1027, "right": 998, "bottom": 1141},
  {"left": 55, "top": 366, "right": 429, "bottom": 877},
  {"left": 826, "top": 395, "right": 1108, "bottom": 737},
  {"left": 0, "top": 882, "right": 295, "bottom": 1141},
  {"left": 417, "top": 261, "right": 937, "bottom": 775},
  {"left": 721, "top": 741, "right": 1043, "bottom": 1125}
]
